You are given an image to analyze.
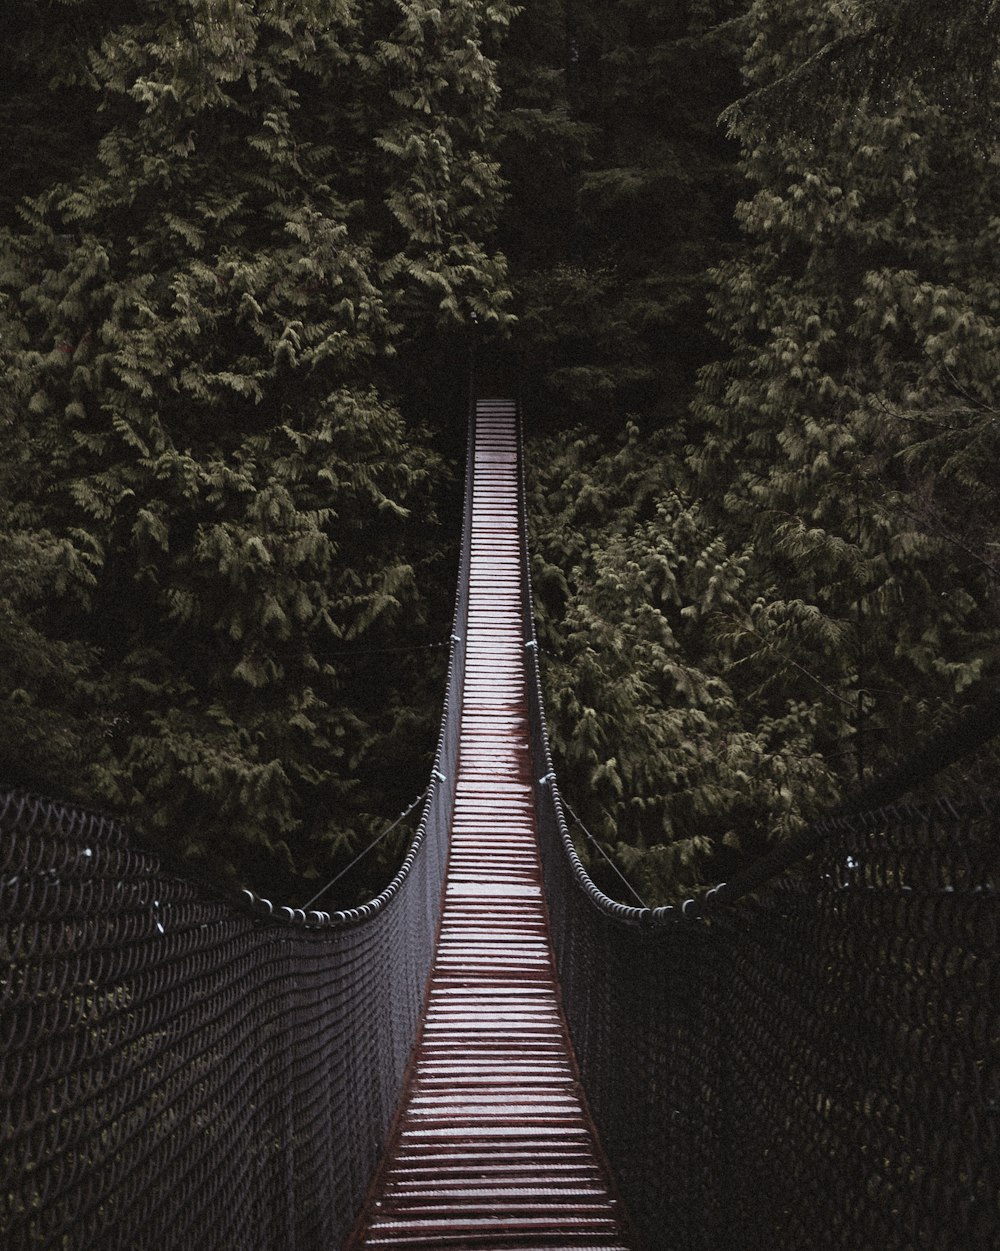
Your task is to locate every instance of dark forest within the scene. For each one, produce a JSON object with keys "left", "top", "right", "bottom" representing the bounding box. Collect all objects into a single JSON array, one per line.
[{"left": 2, "top": 0, "right": 998, "bottom": 907}]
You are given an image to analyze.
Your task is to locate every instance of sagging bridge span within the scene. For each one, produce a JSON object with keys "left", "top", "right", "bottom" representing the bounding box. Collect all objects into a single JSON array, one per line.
[{"left": 2, "top": 398, "right": 998, "bottom": 1250}]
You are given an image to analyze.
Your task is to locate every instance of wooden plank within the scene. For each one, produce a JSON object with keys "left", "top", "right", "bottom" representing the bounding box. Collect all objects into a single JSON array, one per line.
[{"left": 349, "top": 400, "right": 631, "bottom": 1251}]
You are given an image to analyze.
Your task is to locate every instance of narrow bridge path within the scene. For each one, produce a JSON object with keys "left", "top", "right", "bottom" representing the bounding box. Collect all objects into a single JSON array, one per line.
[{"left": 351, "top": 400, "right": 631, "bottom": 1249}]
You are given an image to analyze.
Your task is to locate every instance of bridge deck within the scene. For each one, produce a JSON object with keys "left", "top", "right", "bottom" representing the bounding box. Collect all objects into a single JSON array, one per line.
[{"left": 351, "top": 400, "right": 630, "bottom": 1249}]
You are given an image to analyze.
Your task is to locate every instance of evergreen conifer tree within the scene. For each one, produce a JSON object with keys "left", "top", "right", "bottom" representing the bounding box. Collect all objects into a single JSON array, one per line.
[
  {"left": 525, "top": 0, "right": 1000, "bottom": 902},
  {"left": 528, "top": 424, "right": 839, "bottom": 904},
  {"left": 692, "top": 0, "right": 1000, "bottom": 776},
  {"left": 0, "top": 0, "right": 514, "bottom": 896}
]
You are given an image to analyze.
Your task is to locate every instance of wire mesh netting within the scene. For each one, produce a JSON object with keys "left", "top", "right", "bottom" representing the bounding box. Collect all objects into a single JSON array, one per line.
[
  {"left": 1, "top": 782, "right": 442, "bottom": 1249},
  {"left": 529, "top": 782, "right": 1000, "bottom": 1250}
]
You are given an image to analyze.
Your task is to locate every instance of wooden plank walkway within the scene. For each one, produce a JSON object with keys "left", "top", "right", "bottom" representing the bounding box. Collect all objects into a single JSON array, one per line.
[{"left": 349, "top": 400, "right": 631, "bottom": 1249}]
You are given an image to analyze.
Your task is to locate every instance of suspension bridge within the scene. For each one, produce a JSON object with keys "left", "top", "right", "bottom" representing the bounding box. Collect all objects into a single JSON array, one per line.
[{"left": 2, "top": 397, "right": 999, "bottom": 1250}]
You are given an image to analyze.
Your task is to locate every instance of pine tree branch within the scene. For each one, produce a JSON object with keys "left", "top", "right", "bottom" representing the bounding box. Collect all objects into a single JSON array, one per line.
[{"left": 731, "top": 617, "right": 860, "bottom": 712}]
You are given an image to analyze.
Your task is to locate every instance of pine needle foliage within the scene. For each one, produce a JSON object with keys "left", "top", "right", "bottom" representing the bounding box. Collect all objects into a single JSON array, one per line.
[
  {"left": 524, "top": 0, "right": 1000, "bottom": 903},
  {"left": 0, "top": 0, "right": 514, "bottom": 898},
  {"left": 498, "top": 0, "right": 748, "bottom": 427},
  {"left": 527, "top": 424, "right": 839, "bottom": 905},
  {"left": 693, "top": 0, "right": 1000, "bottom": 777},
  {"left": 5, "top": 0, "right": 996, "bottom": 912}
]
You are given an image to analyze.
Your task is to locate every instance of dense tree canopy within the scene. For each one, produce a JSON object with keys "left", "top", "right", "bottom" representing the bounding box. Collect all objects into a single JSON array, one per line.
[
  {"left": 526, "top": 0, "right": 1000, "bottom": 901},
  {"left": 695, "top": 0, "right": 1000, "bottom": 756},
  {"left": 0, "top": 0, "right": 514, "bottom": 898},
  {"left": 497, "top": 0, "right": 746, "bottom": 426},
  {"left": 2, "top": 0, "right": 997, "bottom": 906}
]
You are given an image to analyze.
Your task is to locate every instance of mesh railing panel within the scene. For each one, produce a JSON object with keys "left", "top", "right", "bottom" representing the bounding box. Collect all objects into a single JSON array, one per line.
[
  {"left": 517, "top": 404, "right": 1000, "bottom": 1249},
  {"left": 1, "top": 714, "right": 450, "bottom": 1251},
  {"left": 528, "top": 791, "right": 1000, "bottom": 1250},
  {"left": 1, "top": 800, "right": 425, "bottom": 1249},
  {"left": 0, "top": 404, "right": 476, "bottom": 1251}
]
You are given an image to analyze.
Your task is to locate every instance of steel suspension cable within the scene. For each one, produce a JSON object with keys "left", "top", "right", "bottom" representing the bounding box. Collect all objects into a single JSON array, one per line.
[{"left": 300, "top": 785, "right": 431, "bottom": 910}]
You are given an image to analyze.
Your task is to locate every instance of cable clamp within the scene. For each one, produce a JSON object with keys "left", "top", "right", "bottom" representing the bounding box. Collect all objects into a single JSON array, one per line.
[
  {"left": 524, "top": 639, "right": 538, "bottom": 650},
  {"left": 433, "top": 769, "right": 447, "bottom": 784},
  {"left": 538, "top": 771, "right": 556, "bottom": 786}
]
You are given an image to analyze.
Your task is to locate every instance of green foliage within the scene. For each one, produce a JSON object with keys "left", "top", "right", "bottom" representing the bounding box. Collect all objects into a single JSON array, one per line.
[
  {"left": 728, "top": 0, "right": 1000, "bottom": 134},
  {"left": 0, "top": 527, "right": 109, "bottom": 801},
  {"left": 360, "top": 0, "right": 517, "bottom": 326},
  {"left": 528, "top": 425, "right": 840, "bottom": 904},
  {"left": 524, "top": 0, "right": 1000, "bottom": 905},
  {"left": 692, "top": 0, "right": 1000, "bottom": 774},
  {"left": 5, "top": 0, "right": 997, "bottom": 915},
  {"left": 0, "top": 0, "right": 513, "bottom": 898}
]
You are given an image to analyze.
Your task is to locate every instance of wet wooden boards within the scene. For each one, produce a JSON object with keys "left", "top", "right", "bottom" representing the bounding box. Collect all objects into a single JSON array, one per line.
[{"left": 350, "top": 399, "right": 630, "bottom": 1250}]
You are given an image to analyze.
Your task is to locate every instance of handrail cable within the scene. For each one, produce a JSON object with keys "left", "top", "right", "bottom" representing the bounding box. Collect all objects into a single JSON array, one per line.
[
  {"left": 516, "top": 384, "right": 1000, "bottom": 1249},
  {"left": 300, "top": 785, "right": 430, "bottom": 910},
  {"left": 538, "top": 672, "right": 1000, "bottom": 926},
  {"left": 560, "top": 794, "right": 649, "bottom": 910}
]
